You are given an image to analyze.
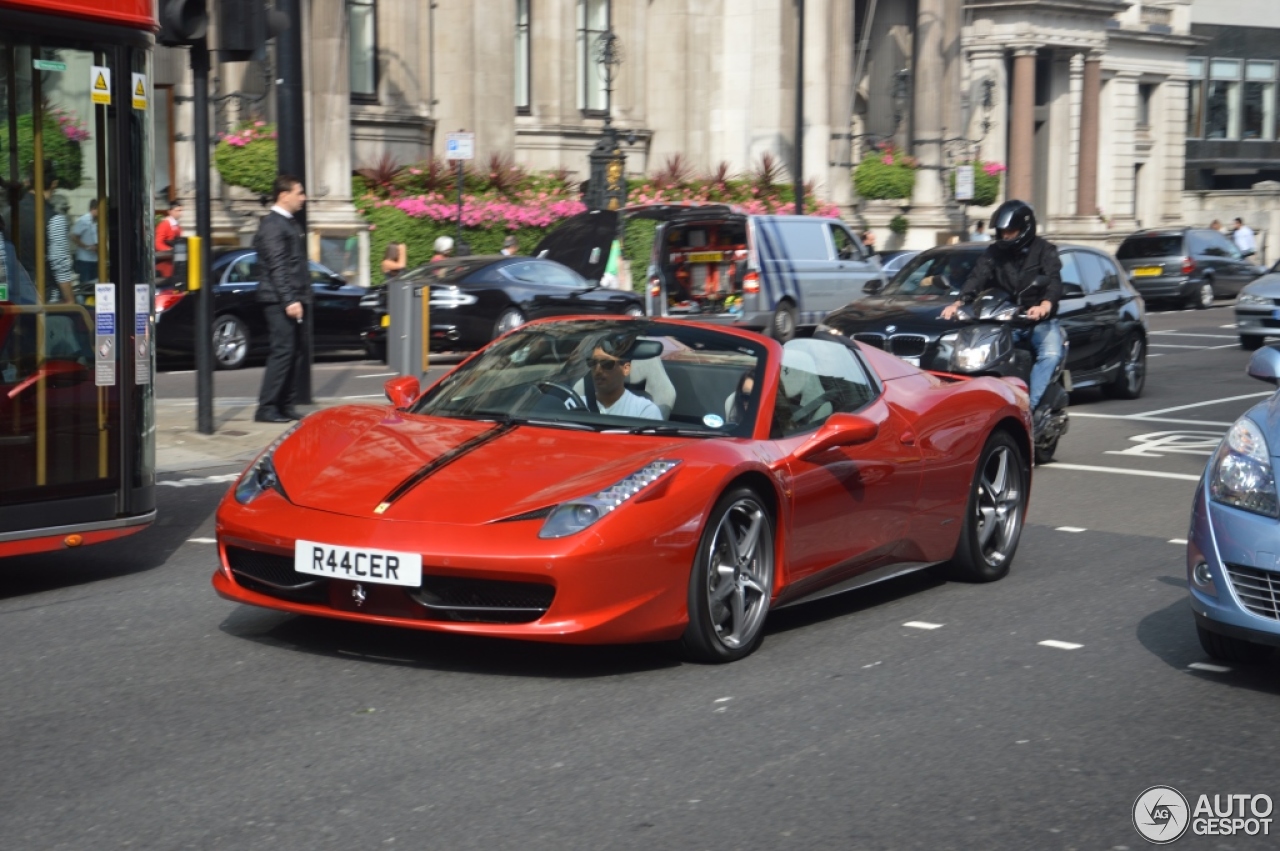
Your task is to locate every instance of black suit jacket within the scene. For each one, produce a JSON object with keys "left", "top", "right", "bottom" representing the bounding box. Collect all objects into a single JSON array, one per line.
[{"left": 253, "top": 210, "right": 309, "bottom": 305}]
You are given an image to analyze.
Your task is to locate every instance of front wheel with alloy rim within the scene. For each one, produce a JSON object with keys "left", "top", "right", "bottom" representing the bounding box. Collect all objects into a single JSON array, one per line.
[
  {"left": 212, "top": 314, "right": 249, "bottom": 370},
  {"left": 945, "top": 431, "right": 1028, "bottom": 582},
  {"left": 1191, "top": 280, "right": 1215, "bottom": 310},
  {"left": 492, "top": 307, "right": 525, "bottom": 341},
  {"left": 1104, "top": 335, "right": 1146, "bottom": 399},
  {"left": 624, "top": 304, "right": 644, "bottom": 318},
  {"left": 681, "top": 487, "right": 776, "bottom": 663},
  {"left": 770, "top": 301, "right": 797, "bottom": 343}
]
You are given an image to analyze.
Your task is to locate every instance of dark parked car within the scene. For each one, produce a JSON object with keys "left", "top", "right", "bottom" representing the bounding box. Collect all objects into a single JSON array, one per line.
[
  {"left": 1116, "top": 227, "right": 1266, "bottom": 309},
  {"left": 820, "top": 242, "right": 1149, "bottom": 399},
  {"left": 154, "top": 248, "right": 381, "bottom": 369},
  {"left": 361, "top": 255, "right": 645, "bottom": 351}
]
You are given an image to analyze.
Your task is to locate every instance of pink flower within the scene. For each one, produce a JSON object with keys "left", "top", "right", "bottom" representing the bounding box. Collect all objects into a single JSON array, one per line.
[{"left": 882, "top": 155, "right": 894, "bottom": 166}]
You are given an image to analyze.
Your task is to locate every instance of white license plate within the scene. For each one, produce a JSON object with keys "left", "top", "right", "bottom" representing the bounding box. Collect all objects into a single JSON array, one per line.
[
  {"left": 295, "top": 540, "right": 422, "bottom": 587},
  {"left": 901, "top": 356, "right": 920, "bottom": 367}
]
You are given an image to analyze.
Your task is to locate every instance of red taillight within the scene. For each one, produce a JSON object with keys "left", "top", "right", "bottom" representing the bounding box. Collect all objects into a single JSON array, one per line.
[
  {"left": 648, "top": 276, "right": 661, "bottom": 297},
  {"left": 154, "top": 290, "right": 185, "bottom": 314},
  {"left": 743, "top": 271, "right": 761, "bottom": 294},
  {"left": 1181, "top": 256, "right": 1196, "bottom": 275}
]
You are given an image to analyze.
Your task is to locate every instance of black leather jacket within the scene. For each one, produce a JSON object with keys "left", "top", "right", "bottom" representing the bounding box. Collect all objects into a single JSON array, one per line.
[
  {"left": 959, "top": 236, "right": 1063, "bottom": 317},
  {"left": 253, "top": 210, "right": 310, "bottom": 305}
]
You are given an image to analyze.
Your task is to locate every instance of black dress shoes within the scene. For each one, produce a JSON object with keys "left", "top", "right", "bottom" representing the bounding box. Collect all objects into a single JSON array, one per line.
[
  {"left": 254, "top": 409, "right": 291, "bottom": 423},
  {"left": 280, "top": 407, "right": 304, "bottom": 421}
]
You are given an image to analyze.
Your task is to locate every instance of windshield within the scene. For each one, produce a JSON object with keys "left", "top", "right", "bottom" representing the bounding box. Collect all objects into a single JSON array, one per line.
[
  {"left": 881, "top": 251, "right": 981, "bottom": 297},
  {"left": 401, "top": 258, "right": 495, "bottom": 284},
  {"left": 414, "top": 319, "right": 767, "bottom": 437},
  {"left": 1117, "top": 236, "right": 1182, "bottom": 259}
]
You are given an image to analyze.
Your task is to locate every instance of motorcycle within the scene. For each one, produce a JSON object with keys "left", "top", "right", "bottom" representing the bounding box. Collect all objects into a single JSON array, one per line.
[{"left": 939, "top": 289, "right": 1069, "bottom": 464}]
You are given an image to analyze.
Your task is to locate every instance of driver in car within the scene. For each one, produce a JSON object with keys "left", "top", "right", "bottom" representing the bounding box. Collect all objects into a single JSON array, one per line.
[{"left": 583, "top": 341, "right": 663, "bottom": 420}]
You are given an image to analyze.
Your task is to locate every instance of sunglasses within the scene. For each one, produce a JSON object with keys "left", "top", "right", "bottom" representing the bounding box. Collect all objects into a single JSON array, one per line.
[{"left": 586, "top": 357, "right": 622, "bottom": 371}]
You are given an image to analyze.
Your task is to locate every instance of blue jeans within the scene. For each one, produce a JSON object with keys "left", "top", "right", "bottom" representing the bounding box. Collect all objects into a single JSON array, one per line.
[{"left": 1012, "top": 319, "right": 1064, "bottom": 410}]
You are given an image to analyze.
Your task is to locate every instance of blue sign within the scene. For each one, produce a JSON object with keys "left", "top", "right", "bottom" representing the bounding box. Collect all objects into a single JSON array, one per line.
[{"left": 96, "top": 313, "right": 115, "bottom": 335}]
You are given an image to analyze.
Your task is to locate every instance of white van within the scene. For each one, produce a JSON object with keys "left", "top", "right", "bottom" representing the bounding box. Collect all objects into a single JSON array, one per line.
[{"left": 536, "top": 205, "right": 885, "bottom": 341}]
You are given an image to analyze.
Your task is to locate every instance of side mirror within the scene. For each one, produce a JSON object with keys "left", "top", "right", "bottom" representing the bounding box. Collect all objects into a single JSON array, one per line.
[
  {"left": 1246, "top": 345, "right": 1280, "bottom": 386},
  {"left": 384, "top": 375, "right": 420, "bottom": 408},
  {"left": 1061, "top": 282, "right": 1085, "bottom": 299},
  {"left": 795, "top": 412, "right": 879, "bottom": 460},
  {"left": 862, "top": 278, "right": 884, "bottom": 295},
  {"left": 327, "top": 274, "right": 345, "bottom": 288}
]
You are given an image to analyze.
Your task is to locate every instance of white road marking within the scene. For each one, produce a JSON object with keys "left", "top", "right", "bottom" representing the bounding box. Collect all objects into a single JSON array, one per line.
[
  {"left": 1221, "top": 323, "right": 1236, "bottom": 328},
  {"left": 1104, "top": 430, "right": 1222, "bottom": 457},
  {"left": 187, "top": 537, "right": 217, "bottom": 544},
  {"left": 356, "top": 372, "right": 398, "bottom": 379},
  {"left": 714, "top": 696, "right": 733, "bottom": 703},
  {"left": 159, "top": 473, "right": 239, "bottom": 488},
  {"left": 1188, "top": 662, "right": 1231, "bottom": 673},
  {"left": 861, "top": 661, "right": 882, "bottom": 669},
  {"left": 1044, "top": 463, "right": 1200, "bottom": 482},
  {"left": 1038, "top": 640, "right": 1083, "bottom": 650},
  {"left": 1136, "top": 392, "right": 1271, "bottom": 417},
  {"left": 1148, "top": 343, "right": 1234, "bottom": 349},
  {"left": 903, "top": 621, "right": 944, "bottom": 630},
  {"left": 1169, "top": 538, "right": 1188, "bottom": 545},
  {"left": 1070, "top": 412, "right": 1233, "bottom": 427},
  {"left": 1055, "top": 526, "right": 1087, "bottom": 533},
  {"left": 1151, "top": 331, "right": 1238, "bottom": 339}
]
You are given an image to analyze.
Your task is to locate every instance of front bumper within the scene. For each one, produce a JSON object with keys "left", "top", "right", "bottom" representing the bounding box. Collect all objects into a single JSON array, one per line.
[
  {"left": 1234, "top": 305, "right": 1280, "bottom": 338},
  {"left": 1187, "top": 478, "right": 1280, "bottom": 646}
]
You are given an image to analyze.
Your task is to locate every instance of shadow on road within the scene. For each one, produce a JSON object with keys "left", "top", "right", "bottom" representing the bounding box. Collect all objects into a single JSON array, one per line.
[
  {"left": 765, "top": 568, "right": 945, "bottom": 636},
  {"left": 1136, "top": 595, "right": 1280, "bottom": 693}
]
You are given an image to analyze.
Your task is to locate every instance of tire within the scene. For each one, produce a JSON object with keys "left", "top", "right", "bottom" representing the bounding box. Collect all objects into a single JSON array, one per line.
[
  {"left": 680, "top": 487, "right": 776, "bottom": 663},
  {"left": 492, "top": 307, "right": 525, "bottom": 341},
  {"left": 1104, "top": 335, "right": 1146, "bottom": 399},
  {"left": 1196, "top": 624, "right": 1273, "bottom": 664},
  {"left": 624, "top": 304, "right": 644, "bottom": 318},
  {"left": 1034, "top": 436, "right": 1058, "bottom": 465},
  {"left": 770, "top": 300, "right": 797, "bottom": 343},
  {"left": 945, "top": 432, "right": 1028, "bottom": 583},
  {"left": 1190, "top": 279, "right": 1214, "bottom": 310},
  {"left": 1240, "top": 335, "right": 1264, "bottom": 351},
  {"left": 365, "top": 341, "right": 388, "bottom": 364},
  {"left": 212, "top": 314, "right": 249, "bottom": 370}
]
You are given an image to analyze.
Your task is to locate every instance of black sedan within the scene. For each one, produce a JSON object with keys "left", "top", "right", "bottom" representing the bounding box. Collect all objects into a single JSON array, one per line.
[
  {"left": 154, "top": 248, "right": 381, "bottom": 369},
  {"left": 362, "top": 255, "right": 645, "bottom": 352},
  {"left": 822, "top": 242, "right": 1149, "bottom": 398}
]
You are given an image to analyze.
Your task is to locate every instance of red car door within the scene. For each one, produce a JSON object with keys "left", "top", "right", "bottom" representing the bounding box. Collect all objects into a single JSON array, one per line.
[{"left": 769, "top": 339, "right": 922, "bottom": 584}]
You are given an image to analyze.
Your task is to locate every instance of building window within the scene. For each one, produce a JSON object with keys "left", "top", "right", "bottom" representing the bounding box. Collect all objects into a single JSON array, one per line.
[
  {"left": 1187, "top": 57, "right": 1205, "bottom": 137},
  {"left": 1244, "top": 60, "right": 1276, "bottom": 141},
  {"left": 349, "top": 0, "right": 377, "bottom": 102},
  {"left": 577, "top": 0, "right": 609, "bottom": 115},
  {"left": 516, "top": 0, "right": 531, "bottom": 114},
  {"left": 1137, "top": 83, "right": 1154, "bottom": 130},
  {"left": 1206, "top": 58, "right": 1241, "bottom": 140}
]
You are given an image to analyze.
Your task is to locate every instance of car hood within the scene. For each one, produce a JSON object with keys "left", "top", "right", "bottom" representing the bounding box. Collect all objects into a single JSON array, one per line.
[
  {"left": 1241, "top": 273, "right": 1280, "bottom": 297},
  {"left": 270, "top": 405, "right": 691, "bottom": 524},
  {"left": 822, "top": 291, "right": 955, "bottom": 336}
]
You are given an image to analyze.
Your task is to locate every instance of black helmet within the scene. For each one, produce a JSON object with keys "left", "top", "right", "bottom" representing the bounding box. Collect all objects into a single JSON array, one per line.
[{"left": 990, "top": 199, "right": 1037, "bottom": 254}]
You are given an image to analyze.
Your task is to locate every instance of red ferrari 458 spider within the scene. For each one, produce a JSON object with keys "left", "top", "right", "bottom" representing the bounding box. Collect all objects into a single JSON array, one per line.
[{"left": 214, "top": 317, "right": 1032, "bottom": 662}]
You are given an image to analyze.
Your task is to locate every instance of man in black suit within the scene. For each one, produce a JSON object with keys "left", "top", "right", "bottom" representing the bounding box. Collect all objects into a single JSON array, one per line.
[{"left": 254, "top": 174, "right": 309, "bottom": 423}]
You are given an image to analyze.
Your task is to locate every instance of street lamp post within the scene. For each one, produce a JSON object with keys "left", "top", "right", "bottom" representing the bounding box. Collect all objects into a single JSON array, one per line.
[{"left": 586, "top": 28, "right": 627, "bottom": 212}]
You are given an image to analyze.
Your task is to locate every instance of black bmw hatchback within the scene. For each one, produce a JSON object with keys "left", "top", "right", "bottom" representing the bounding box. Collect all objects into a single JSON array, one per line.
[{"left": 820, "top": 242, "right": 1149, "bottom": 399}]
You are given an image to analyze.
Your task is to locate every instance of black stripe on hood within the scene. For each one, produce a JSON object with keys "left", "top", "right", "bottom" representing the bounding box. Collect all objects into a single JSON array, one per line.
[{"left": 373, "top": 421, "right": 519, "bottom": 514}]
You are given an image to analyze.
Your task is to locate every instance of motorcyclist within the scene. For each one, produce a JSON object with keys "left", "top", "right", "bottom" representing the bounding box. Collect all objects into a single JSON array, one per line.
[{"left": 940, "top": 199, "right": 1064, "bottom": 422}]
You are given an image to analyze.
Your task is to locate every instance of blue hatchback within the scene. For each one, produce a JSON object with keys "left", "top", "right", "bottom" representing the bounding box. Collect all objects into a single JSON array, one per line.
[{"left": 1188, "top": 346, "right": 1280, "bottom": 663}]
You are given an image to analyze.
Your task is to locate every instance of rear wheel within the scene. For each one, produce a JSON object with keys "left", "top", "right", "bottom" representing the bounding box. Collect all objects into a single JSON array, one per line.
[
  {"left": 624, "top": 304, "right": 644, "bottom": 318},
  {"left": 493, "top": 307, "right": 524, "bottom": 341},
  {"left": 1034, "top": 436, "right": 1059, "bottom": 465},
  {"left": 1104, "top": 335, "right": 1146, "bottom": 399},
  {"left": 1190, "top": 279, "right": 1214, "bottom": 310},
  {"left": 212, "top": 314, "right": 249, "bottom": 370},
  {"left": 770, "top": 300, "right": 797, "bottom": 343},
  {"left": 1241, "top": 335, "right": 1264, "bottom": 351},
  {"left": 1197, "top": 624, "right": 1273, "bottom": 664},
  {"left": 945, "top": 432, "right": 1028, "bottom": 582},
  {"left": 680, "top": 487, "right": 775, "bottom": 663}
]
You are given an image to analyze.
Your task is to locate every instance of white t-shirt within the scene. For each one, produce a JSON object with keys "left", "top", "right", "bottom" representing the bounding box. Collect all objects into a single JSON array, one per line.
[
  {"left": 1233, "top": 225, "right": 1257, "bottom": 255},
  {"left": 597, "top": 390, "right": 662, "bottom": 420},
  {"left": 71, "top": 213, "right": 97, "bottom": 261}
]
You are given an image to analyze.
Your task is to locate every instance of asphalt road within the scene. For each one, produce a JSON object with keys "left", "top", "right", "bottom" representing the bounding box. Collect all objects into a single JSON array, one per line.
[{"left": 4, "top": 304, "right": 1279, "bottom": 850}]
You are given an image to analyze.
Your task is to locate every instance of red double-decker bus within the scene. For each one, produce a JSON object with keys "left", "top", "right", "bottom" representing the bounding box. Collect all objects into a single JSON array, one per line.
[{"left": 1, "top": 0, "right": 156, "bottom": 556}]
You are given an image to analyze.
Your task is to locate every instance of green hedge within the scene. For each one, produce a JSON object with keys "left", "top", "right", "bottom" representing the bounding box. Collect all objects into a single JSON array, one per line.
[{"left": 853, "top": 149, "right": 917, "bottom": 201}]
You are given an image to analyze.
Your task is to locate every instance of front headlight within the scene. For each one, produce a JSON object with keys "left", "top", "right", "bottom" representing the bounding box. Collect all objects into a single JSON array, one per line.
[
  {"left": 1209, "top": 417, "right": 1278, "bottom": 517},
  {"left": 1237, "top": 292, "right": 1271, "bottom": 306},
  {"left": 953, "top": 342, "right": 993, "bottom": 372},
  {"left": 234, "top": 424, "right": 300, "bottom": 505},
  {"left": 538, "top": 460, "right": 680, "bottom": 539}
]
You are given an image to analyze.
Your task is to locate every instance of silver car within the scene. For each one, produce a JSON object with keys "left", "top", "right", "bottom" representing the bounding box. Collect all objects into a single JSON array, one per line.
[{"left": 1234, "top": 261, "right": 1280, "bottom": 350}]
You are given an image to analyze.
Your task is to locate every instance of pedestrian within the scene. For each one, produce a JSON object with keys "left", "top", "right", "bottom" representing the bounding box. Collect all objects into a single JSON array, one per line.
[
  {"left": 0, "top": 212, "right": 37, "bottom": 305},
  {"left": 380, "top": 241, "right": 406, "bottom": 280},
  {"left": 46, "top": 193, "right": 76, "bottom": 304},
  {"left": 970, "top": 219, "right": 992, "bottom": 242},
  {"left": 432, "top": 235, "right": 454, "bottom": 262},
  {"left": 155, "top": 202, "right": 182, "bottom": 278},
  {"left": 1209, "top": 219, "right": 1223, "bottom": 232},
  {"left": 500, "top": 235, "right": 519, "bottom": 257},
  {"left": 1232, "top": 217, "right": 1257, "bottom": 258},
  {"left": 70, "top": 198, "right": 99, "bottom": 283},
  {"left": 253, "top": 175, "right": 309, "bottom": 424},
  {"left": 861, "top": 230, "right": 876, "bottom": 253}
]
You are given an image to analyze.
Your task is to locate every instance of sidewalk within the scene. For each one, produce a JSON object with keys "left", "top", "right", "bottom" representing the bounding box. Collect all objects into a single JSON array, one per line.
[{"left": 155, "top": 396, "right": 349, "bottom": 473}]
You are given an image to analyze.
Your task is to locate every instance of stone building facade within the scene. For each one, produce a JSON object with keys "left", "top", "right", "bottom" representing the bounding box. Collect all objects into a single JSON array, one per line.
[{"left": 153, "top": 1, "right": 1222, "bottom": 274}]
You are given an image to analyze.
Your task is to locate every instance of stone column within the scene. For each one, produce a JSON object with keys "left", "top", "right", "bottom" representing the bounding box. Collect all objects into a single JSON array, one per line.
[
  {"left": 1008, "top": 46, "right": 1037, "bottom": 203},
  {"left": 1075, "top": 51, "right": 1102, "bottom": 217},
  {"left": 967, "top": 47, "right": 1007, "bottom": 181},
  {"left": 909, "top": 0, "right": 946, "bottom": 209}
]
